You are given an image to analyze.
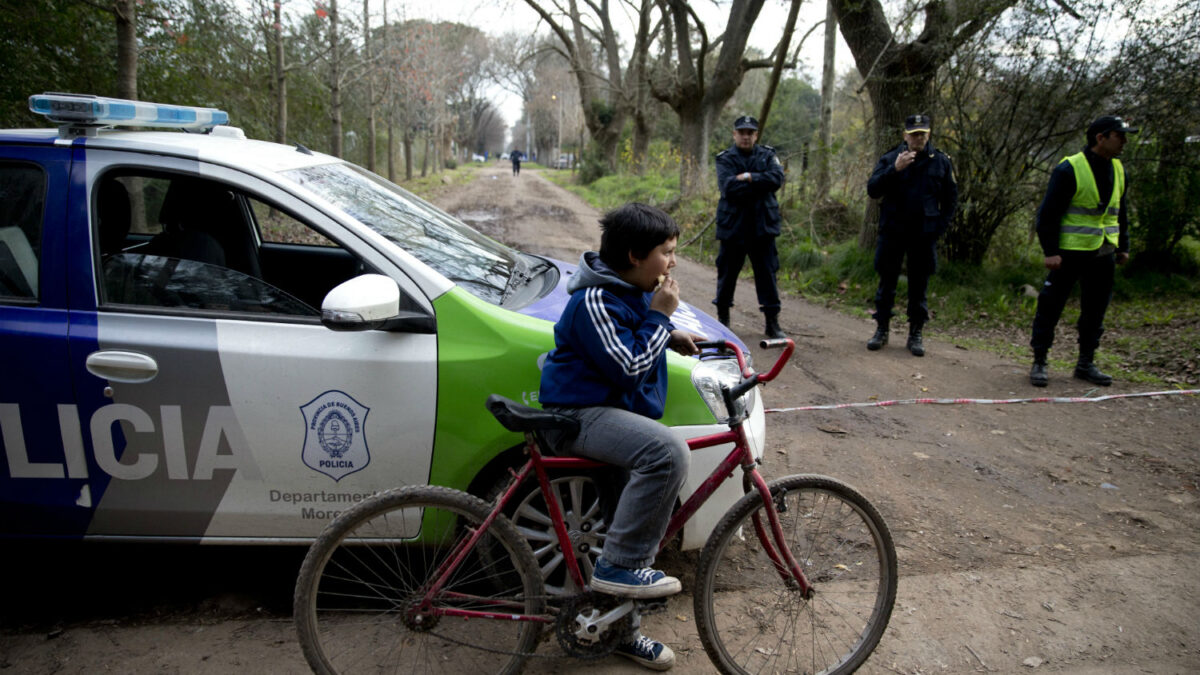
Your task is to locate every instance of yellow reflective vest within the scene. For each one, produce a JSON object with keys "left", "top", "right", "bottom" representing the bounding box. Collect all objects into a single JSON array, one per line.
[{"left": 1059, "top": 152, "right": 1123, "bottom": 251}]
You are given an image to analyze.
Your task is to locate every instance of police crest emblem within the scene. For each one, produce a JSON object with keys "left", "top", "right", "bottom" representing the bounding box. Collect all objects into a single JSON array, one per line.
[{"left": 300, "top": 390, "right": 370, "bottom": 481}]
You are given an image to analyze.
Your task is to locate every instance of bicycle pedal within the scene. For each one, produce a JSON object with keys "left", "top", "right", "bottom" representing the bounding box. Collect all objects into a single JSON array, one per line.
[{"left": 636, "top": 598, "right": 668, "bottom": 616}]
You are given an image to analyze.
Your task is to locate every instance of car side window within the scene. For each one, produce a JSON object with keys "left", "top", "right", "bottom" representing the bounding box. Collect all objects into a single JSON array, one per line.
[
  {"left": 95, "top": 172, "right": 366, "bottom": 318},
  {"left": 0, "top": 163, "right": 45, "bottom": 300},
  {"left": 253, "top": 201, "right": 339, "bottom": 247}
]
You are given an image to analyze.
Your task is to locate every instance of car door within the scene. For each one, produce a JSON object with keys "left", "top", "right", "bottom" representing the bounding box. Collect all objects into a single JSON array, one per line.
[
  {"left": 0, "top": 141, "right": 88, "bottom": 536},
  {"left": 65, "top": 149, "right": 439, "bottom": 541}
]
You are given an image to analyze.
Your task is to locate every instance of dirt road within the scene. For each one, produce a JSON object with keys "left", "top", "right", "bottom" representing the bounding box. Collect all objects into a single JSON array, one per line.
[{"left": 2, "top": 163, "right": 1197, "bottom": 674}]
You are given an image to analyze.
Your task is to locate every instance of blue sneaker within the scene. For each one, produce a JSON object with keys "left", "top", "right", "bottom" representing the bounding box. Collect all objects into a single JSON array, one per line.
[
  {"left": 590, "top": 558, "right": 681, "bottom": 599},
  {"left": 615, "top": 633, "right": 675, "bottom": 671}
]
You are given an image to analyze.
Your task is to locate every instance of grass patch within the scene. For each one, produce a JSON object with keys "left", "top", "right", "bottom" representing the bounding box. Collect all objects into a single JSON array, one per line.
[{"left": 400, "top": 163, "right": 480, "bottom": 201}]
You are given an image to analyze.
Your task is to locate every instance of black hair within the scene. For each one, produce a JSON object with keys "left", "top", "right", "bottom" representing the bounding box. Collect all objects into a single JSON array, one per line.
[{"left": 598, "top": 202, "right": 681, "bottom": 271}]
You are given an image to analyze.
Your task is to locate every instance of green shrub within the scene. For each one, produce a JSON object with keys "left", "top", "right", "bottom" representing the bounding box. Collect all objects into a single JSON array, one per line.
[{"left": 578, "top": 155, "right": 611, "bottom": 185}]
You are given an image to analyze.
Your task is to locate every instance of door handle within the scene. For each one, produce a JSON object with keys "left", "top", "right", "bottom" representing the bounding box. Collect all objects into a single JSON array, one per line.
[{"left": 86, "top": 350, "right": 159, "bottom": 383}]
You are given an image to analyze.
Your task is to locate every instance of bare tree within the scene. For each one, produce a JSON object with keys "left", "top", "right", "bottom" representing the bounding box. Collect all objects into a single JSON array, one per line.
[
  {"left": 830, "top": 0, "right": 1020, "bottom": 246},
  {"left": 247, "top": 0, "right": 327, "bottom": 144},
  {"left": 522, "top": 0, "right": 659, "bottom": 172},
  {"left": 935, "top": 2, "right": 1119, "bottom": 263},
  {"left": 648, "top": 0, "right": 779, "bottom": 196},
  {"left": 490, "top": 32, "right": 543, "bottom": 156}
]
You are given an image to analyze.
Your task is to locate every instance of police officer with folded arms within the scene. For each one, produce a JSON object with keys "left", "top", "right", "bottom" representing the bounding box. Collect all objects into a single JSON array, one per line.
[
  {"left": 713, "top": 115, "right": 787, "bottom": 339},
  {"left": 866, "top": 114, "right": 957, "bottom": 356},
  {"left": 1029, "top": 115, "right": 1136, "bottom": 387}
]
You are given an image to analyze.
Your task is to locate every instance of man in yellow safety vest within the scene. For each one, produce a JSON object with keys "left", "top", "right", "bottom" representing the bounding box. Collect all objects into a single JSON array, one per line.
[{"left": 1029, "top": 115, "right": 1137, "bottom": 387}]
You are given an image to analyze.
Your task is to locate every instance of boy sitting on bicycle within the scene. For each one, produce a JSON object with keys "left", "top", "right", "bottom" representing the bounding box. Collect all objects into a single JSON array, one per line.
[{"left": 539, "top": 202, "right": 704, "bottom": 671}]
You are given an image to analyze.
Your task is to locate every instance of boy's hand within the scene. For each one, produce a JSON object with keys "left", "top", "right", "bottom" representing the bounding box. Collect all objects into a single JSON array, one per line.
[
  {"left": 650, "top": 276, "right": 680, "bottom": 316},
  {"left": 669, "top": 330, "right": 706, "bottom": 356}
]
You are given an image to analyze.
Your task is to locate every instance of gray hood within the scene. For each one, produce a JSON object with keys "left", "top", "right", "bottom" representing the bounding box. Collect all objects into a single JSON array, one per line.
[{"left": 567, "top": 251, "right": 637, "bottom": 293}]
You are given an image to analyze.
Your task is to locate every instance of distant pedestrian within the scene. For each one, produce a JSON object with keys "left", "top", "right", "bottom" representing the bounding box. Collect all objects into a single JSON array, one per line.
[
  {"left": 511, "top": 149, "right": 524, "bottom": 176},
  {"left": 713, "top": 115, "right": 787, "bottom": 339},
  {"left": 865, "top": 113, "right": 957, "bottom": 356},
  {"left": 1028, "top": 115, "right": 1136, "bottom": 387}
]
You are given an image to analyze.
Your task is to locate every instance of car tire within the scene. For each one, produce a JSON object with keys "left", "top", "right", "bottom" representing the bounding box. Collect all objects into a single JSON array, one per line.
[{"left": 485, "top": 471, "right": 610, "bottom": 595}]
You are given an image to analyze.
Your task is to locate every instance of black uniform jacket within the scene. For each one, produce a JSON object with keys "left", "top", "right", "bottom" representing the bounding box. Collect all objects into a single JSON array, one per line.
[
  {"left": 867, "top": 140, "right": 957, "bottom": 237},
  {"left": 716, "top": 144, "right": 785, "bottom": 240}
]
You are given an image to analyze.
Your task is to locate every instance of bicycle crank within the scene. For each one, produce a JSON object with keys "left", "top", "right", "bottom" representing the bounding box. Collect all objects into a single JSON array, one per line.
[{"left": 554, "top": 592, "right": 634, "bottom": 659}]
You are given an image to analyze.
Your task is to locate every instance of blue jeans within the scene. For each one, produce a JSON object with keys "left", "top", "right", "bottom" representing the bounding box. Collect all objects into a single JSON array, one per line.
[{"left": 543, "top": 406, "right": 689, "bottom": 569}]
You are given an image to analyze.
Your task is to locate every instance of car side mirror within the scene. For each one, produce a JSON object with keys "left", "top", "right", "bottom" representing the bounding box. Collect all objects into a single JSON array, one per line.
[{"left": 320, "top": 274, "right": 436, "bottom": 333}]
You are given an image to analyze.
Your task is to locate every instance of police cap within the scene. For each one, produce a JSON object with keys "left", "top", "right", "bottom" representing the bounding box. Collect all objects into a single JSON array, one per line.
[
  {"left": 733, "top": 115, "right": 759, "bottom": 131},
  {"left": 904, "top": 114, "right": 931, "bottom": 133}
]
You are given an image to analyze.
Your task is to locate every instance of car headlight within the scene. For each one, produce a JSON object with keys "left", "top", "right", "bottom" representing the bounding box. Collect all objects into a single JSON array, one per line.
[{"left": 691, "top": 357, "right": 756, "bottom": 424}]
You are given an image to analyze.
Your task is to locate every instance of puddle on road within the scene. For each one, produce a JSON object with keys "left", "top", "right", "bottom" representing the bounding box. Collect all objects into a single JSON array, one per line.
[
  {"left": 455, "top": 208, "right": 503, "bottom": 224},
  {"left": 525, "top": 205, "right": 571, "bottom": 220},
  {"left": 451, "top": 207, "right": 509, "bottom": 241}
]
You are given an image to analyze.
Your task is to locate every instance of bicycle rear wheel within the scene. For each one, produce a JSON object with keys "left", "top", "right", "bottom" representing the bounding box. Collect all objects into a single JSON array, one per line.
[
  {"left": 695, "top": 474, "right": 897, "bottom": 675},
  {"left": 294, "top": 485, "right": 546, "bottom": 675}
]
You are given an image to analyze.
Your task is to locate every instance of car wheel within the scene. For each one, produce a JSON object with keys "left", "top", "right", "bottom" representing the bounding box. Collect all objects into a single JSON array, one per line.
[{"left": 488, "top": 472, "right": 608, "bottom": 595}]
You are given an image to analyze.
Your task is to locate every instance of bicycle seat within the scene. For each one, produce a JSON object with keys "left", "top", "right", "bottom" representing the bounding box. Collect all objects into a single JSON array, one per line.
[{"left": 486, "top": 395, "right": 580, "bottom": 435}]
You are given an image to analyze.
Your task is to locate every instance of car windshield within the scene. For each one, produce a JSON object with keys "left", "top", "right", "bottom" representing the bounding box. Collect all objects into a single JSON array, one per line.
[{"left": 284, "top": 162, "right": 521, "bottom": 304}]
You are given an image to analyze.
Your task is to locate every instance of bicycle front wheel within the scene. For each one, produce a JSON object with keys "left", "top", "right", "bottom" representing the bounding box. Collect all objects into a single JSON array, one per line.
[
  {"left": 294, "top": 485, "right": 546, "bottom": 675},
  {"left": 695, "top": 474, "right": 897, "bottom": 675}
]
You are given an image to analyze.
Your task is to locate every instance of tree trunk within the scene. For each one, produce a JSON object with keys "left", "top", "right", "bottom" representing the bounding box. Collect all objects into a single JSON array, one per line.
[
  {"left": 387, "top": 112, "right": 395, "bottom": 182},
  {"left": 404, "top": 127, "right": 413, "bottom": 181},
  {"left": 114, "top": 0, "right": 137, "bottom": 100},
  {"left": 631, "top": 110, "right": 651, "bottom": 175},
  {"left": 678, "top": 107, "right": 712, "bottom": 196},
  {"left": 328, "top": 0, "right": 343, "bottom": 158},
  {"left": 420, "top": 131, "right": 429, "bottom": 177},
  {"left": 364, "top": 0, "right": 376, "bottom": 171},
  {"left": 815, "top": 0, "right": 836, "bottom": 198},
  {"left": 274, "top": 0, "right": 287, "bottom": 145}
]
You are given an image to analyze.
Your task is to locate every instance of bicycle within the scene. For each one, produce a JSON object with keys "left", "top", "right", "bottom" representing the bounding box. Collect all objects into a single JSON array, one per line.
[{"left": 294, "top": 338, "right": 897, "bottom": 674}]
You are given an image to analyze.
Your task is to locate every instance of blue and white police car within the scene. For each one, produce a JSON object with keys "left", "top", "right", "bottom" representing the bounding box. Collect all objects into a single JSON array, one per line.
[{"left": 0, "top": 94, "right": 763, "bottom": 584}]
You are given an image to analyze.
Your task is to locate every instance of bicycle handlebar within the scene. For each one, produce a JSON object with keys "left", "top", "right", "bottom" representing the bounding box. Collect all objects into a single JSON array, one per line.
[{"left": 696, "top": 337, "right": 795, "bottom": 396}]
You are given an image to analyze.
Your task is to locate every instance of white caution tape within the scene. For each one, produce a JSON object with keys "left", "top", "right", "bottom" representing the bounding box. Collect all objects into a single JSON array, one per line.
[{"left": 764, "top": 388, "right": 1200, "bottom": 414}]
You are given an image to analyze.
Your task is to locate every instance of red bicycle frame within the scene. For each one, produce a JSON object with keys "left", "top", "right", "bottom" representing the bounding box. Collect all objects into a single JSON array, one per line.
[{"left": 422, "top": 338, "right": 810, "bottom": 625}]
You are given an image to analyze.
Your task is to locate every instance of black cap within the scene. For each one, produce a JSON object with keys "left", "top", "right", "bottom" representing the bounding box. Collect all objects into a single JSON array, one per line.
[
  {"left": 904, "top": 114, "right": 931, "bottom": 133},
  {"left": 733, "top": 115, "right": 759, "bottom": 131},
  {"left": 1087, "top": 115, "right": 1139, "bottom": 139}
]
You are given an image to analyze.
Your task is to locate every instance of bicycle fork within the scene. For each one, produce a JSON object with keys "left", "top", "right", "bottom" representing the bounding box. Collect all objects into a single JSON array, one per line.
[{"left": 746, "top": 467, "right": 814, "bottom": 599}]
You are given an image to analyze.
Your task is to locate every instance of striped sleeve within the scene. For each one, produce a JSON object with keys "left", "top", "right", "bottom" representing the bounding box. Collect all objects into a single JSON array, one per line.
[{"left": 579, "top": 286, "right": 671, "bottom": 386}]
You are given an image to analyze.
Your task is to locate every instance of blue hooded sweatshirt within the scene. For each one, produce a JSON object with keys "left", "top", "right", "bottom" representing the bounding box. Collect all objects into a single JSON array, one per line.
[{"left": 539, "top": 251, "right": 674, "bottom": 419}]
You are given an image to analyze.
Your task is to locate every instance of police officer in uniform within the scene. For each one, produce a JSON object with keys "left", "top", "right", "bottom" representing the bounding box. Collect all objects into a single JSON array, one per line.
[
  {"left": 713, "top": 115, "right": 787, "bottom": 339},
  {"left": 865, "top": 114, "right": 957, "bottom": 356},
  {"left": 1029, "top": 115, "right": 1136, "bottom": 387}
]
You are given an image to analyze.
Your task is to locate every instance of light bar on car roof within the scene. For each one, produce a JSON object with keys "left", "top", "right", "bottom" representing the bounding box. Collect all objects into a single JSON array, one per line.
[{"left": 28, "top": 93, "right": 229, "bottom": 130}]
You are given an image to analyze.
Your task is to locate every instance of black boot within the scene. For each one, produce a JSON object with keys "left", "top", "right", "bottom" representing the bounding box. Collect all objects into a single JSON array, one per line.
[
  {"left": 906, "top": 325, "right": 925, "bottom": 357},
  {"left": 1030, "top": 349, "right": 1049, "bottom": 387},
  {"left": 764, "top": 312, "right": 786, "bottom": 339},
  {"left": 1074, "top": 351, "right": 1112, "bottom": 386},
  {"left": 867, "top": 322, "right": 889, "bottom": 351},
  {"left": 717, "top": 306, "right": 730, "bottom": 327}
]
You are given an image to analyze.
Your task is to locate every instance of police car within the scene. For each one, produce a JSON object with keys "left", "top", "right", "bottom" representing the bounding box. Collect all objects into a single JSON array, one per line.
[{"left": 0, "top": 94, "right": 763, "bottom": 584}]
